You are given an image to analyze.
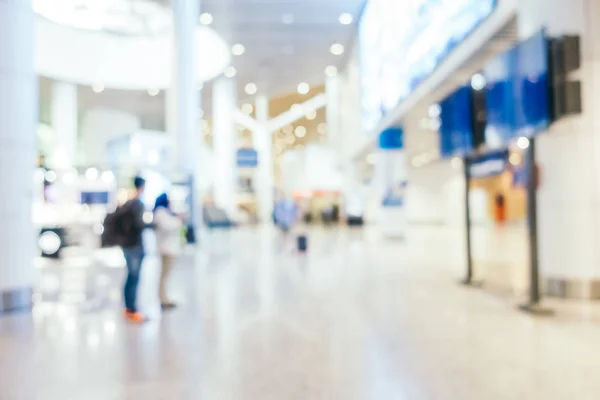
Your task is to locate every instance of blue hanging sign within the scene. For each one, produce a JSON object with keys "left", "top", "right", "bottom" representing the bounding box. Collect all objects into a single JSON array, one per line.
[
  {"left": 378, "top": 128, "right": 404, "bottom": 150},
  {"left": 237, "top": 148, "right": 258, "bottom": 168}
]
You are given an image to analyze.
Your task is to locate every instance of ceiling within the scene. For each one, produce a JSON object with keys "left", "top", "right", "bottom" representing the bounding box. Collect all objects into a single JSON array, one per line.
[
  {"left": 201, "top": 0, "right": 364, "bottom": 99},
  {"left": 37, "top": 0, "right": 365, "bottom": 129}
]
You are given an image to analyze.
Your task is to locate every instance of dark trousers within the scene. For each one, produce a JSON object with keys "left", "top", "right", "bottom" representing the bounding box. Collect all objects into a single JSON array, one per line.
[{"left": 122, "top": 246, "right": 144, "bottom": 313}]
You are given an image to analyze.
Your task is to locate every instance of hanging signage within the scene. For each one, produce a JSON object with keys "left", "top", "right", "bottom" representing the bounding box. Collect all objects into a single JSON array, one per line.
[
  {"left": 378, "top": 127, "right": 403, "bottom": 150},
  {"left": 469, "top": 151, "right": 508, "bottom": 179},
  {"left": 236, "top": 148, "right": 258, "bottom": 168}
]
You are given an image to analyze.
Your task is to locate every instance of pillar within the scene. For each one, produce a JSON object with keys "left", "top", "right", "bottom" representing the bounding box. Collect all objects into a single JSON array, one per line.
[
  {"left": 212, "top": 76, "right": 238, "bottom": 216},
  {"left": 517, "top": 0, "right": 600, "bottom": 297},
  {"left": 50, "top": 81, "right": 78, "bottom": 170},
  {"left": 254, "top": 95, "right": 274, "bottom": 222},
  {"left": 377, "top": 128, "right": 407, "bottom": 238},
  {"left": 172, "top": 0, "right": 202, "bottom": 231},
  {"left": 0, "top": 1, "right": 37, "bottom": 311},
  {"left": 326, "top": 76, "right": 341, "bottom": 149}
]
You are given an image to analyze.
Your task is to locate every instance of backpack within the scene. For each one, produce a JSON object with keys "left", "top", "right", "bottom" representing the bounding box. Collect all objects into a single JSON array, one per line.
[{"left": 101, "top": 202, "right": 138, "bottom": 247}]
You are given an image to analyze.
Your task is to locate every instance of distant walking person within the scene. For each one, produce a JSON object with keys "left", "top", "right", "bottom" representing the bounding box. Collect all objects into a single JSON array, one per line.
[
  {"left": 153, "top": 193, "right": 183, "bottom": 311},
  {"left": 118, "top": 176, "right": 147, "bottom": 323}
]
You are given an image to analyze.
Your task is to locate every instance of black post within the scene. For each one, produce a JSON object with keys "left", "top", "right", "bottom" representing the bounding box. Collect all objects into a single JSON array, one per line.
[
  {"left": 519, "top": 138, "right": 553, "bottom": 315},
  {"left": 462, "top": 156, "right": 475, "bottom": 285}
]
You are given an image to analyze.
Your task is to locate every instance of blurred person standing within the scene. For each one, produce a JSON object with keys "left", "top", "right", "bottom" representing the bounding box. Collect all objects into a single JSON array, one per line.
[
  {"left": 274, "top": 194, "right": 300, "bottom": 250},
  {"left": 153, "top": 193, "right": 183, "bottom": 310},
  {"left": 119, "top": 176, "right": 147, "bottom": 323}
]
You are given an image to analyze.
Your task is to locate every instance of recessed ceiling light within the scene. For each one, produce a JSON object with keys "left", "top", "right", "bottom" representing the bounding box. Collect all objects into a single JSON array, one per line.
[
  {"left": 330, "top": 43, "right": 345, "bottom": 56},
  {"left": 297, "top": 82, "right": 310, "bottom": 95},
  {"left": 517, "top": 136, "right": 530, "bottom": 150},
  {"left": 295, "top": 126, "right": 307, "bottom": 138},
  {"left": 325, "top": 65, "right": 338, "bottom": 77},
  {"left": 339, "top": 13, "right": 353, "bottom": 25},
  {"left": 199, "top": 13, "right": 213, "bottom": 25},
  {"left": 306, "top": 109, "right": 317, "bottom": 120},
  {"left": 471, "top": 73, "right": 487, "bottom": 91},
  {"left": 245, "top": 83, "right": 257, "bottom": 95},
  {"left": 241, "top": 103, "right": 254, "bottom": 115},
  {"left": 224, "top": 66, "right": 237, "bottom": 78},
  {"left": 282, "top": 14, "right": 294, "bottom": 24},
  {"left": 317, "top": 123, "right": 327, "bottom": 135},
  {"left": 147, "top": 88, "right": 160, "bottom": 96},
  {"left": 92, "top": 83, "right": 105, "bottom": 93},
  {"left": 232, "top": 44, "right": 245, "bottom": 56},
  {"left": 291, "top": 103, "right": 302, "bottom": 113},
  {"left": 428, "top": 104, "right": 441, "bottom": 118}
]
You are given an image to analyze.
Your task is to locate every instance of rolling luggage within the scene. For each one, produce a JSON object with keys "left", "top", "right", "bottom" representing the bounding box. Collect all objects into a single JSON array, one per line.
[{"left": 297, "top": 235, "right": 307, "bottom": 252}]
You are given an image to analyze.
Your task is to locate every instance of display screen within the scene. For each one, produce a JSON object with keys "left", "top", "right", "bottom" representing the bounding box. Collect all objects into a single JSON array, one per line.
[
  {"left": 81, "top": 191, "right": 109, "bottom": 205},
  {"left": 359, "top": 0, "right": 497, "bottom": 132},
  {"left": 439, "top": 86, "right": 474, "bottom": 158},
  {"left": 485, "top": 30, "right": 549, "bottom": 148},
  {"left": 515, "top": 30, "right": 550, "bottom": 136}
]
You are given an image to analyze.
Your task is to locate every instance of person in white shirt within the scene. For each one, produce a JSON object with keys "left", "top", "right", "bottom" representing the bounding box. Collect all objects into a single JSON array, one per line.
[{"left": 153, "top": 193, "right": 183, "bottom": 310}]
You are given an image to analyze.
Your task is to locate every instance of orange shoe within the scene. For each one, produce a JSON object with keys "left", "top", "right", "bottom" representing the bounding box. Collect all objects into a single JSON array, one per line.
[{"left": 125, "top": 311, "right": 147, "bottom": 324}]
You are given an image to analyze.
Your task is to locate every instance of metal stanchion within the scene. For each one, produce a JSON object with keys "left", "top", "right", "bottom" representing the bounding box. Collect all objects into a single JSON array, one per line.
[
  {"left": 461, "top": 156, "right": 478, "bottom": 286},
  {"left": 519, "top": 138, "right": 553, "bottom": 315}
]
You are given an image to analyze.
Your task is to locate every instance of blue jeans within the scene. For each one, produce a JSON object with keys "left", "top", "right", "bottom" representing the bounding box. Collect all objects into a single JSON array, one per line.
[{"left": 122, "top": 247, "right": 144, "bottom": 313}]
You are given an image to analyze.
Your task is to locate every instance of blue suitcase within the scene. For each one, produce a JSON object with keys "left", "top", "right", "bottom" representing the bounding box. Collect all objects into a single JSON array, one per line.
[{"left": 297, "top": 235, "right": 308, "bottom": 252}]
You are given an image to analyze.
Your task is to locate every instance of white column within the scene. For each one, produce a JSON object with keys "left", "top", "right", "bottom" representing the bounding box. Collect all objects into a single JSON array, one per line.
[
  {"left": 254, "top": 95, "right": 274, "bottom": 222},
  {"left": 172, "top": 0, "right": 201, "bottom": 230},
  {"left": 212, "top": 76, "right": 238, "bottom": 216},
  {"left": 518, "top": 0, "right": 600, "bottom": 296},
  {"left": 50, "top": 81, "right": 78, "bottom": 169},
  {"left": 0, "top": 1, "right": 36, "bottom": 310},
  {"left": 326, "top": 76, "right": 341, "bottom": 149}
]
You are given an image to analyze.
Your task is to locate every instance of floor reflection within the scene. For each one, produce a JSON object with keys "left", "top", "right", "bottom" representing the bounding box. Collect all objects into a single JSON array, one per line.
[{"left": 2, "top": 226, "right": 600, "bottom": 399}]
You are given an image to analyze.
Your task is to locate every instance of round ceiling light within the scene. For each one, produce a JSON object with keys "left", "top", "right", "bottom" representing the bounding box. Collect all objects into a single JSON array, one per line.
[
  {"left": 224, "top": 66, "right": 237, "bottom": 78},
  {"left": 339, "top": 13, "right": 354, "bottom": 25},
  {"left": 297, "top": 82, "right": 310, "bottom": 95},
  {"left": 241, "top": 103, "right": 254, "bottom": 115},
  {"left": 245, "top": 83, "right": 258, "bottom": 95},
  {"left": 199, "top": 13, "right": 213, "bottom": 25},
  {"left": 92, "top": 83, "right": 105, "bottom": 93},
  {"left": 306, "top": 109, "right": 317, "bottom": 120},
  {"left": 295, "top": 126, "right": 307, "bottom": 138},
  {"left": 325, "top": 65, "right": 338, "bottom": 77},
  {"left": 232, "top": 44, "right": 246, "bottom": 56},
  {"left": 330, "top": 43, "right": 345, "bottom": 56},
  {"left": 147, "top": 88, "right": 160, "bottom": 96},
  {"left": 317, "top": 123, "right": 327, "bottom": 135}
]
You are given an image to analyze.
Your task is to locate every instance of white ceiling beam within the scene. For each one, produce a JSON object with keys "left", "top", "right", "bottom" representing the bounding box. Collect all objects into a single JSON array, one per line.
[
  {"left": 234, "top": 109, "right": 260, "bottom": 132},
  {"left": 267, "top": 93, "right": 326, "bottom": 133}
]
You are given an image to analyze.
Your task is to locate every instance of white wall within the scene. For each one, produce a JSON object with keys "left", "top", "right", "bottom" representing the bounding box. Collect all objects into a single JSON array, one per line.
[
  {"left": 406, "top": 161, "right": 466, "bottom": 227},
  {"left": 280, "top": 145, "right": 343, "bottom": 193},
  {"left": 80, "top": 108, "right": 141, "bottom": 167},
  {"left": 517, "top": 0, "right": 600, "bottom": 280}
]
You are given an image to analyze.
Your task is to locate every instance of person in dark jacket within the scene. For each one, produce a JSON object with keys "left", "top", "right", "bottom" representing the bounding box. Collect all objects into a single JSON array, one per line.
[{"left": 121, "top": 176, "right": 147, "bottom": 323}]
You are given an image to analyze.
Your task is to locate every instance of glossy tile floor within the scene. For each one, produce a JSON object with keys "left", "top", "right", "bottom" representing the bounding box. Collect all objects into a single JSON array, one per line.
[{"left": 3, "top": 226, "right": 600, "bottom": 399}]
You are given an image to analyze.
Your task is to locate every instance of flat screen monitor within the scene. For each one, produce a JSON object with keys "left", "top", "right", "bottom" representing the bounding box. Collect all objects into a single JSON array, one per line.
[
  {"left": 515, "top": 30, "right": 550, "bottom": 137},
  {"left": 81, "top": 191, "right": 109, "bottom": 205},
  {"left": 484, "top": 30, "right": 550, "bottom": 148},
  {"left": 439, "top": 86, "right": 475, "bottom": 158}
]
